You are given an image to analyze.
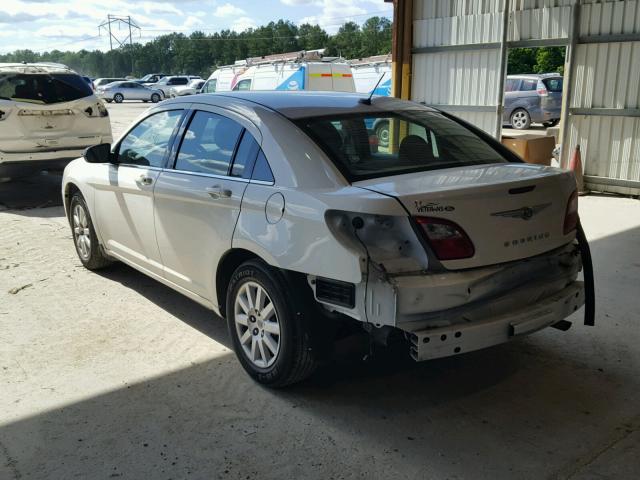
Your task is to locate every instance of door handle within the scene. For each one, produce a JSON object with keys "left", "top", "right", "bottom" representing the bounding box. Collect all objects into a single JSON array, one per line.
[
  {"left": 206, "top": 185, "right": 232, "bottom": 199},
  {"left": 137, "top": 174, "right": 153, "bottom": 186}
]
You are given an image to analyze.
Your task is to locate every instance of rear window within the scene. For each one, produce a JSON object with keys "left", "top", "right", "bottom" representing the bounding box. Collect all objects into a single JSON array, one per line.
[
  {"left": 297, "top": 111, "right": 508, "bottom": 181},
  {"left": 0, "top": 73, "right": 93, "bottom": 104},
  {"left": 543, "top": 77, "right": 563, "bottom": 92}
]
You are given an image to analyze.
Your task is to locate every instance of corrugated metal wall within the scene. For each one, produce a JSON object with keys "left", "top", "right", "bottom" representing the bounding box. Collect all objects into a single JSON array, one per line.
[
  {"left": 411, "top": 0, "right": 640, "bottom": 194},
  {"left": 565, "top": 0, "right": 640, "bottom": 194},
  {"left": 413, "top": 1, "right": 506, "bottom": 136}
]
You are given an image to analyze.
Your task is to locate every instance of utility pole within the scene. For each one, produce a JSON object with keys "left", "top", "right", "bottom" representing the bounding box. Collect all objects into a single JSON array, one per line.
[{"left": 98, "top": 14, "right": 140, "bottom": 76}]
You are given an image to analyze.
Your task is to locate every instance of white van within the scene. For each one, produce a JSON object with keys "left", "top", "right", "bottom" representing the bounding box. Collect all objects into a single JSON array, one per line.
[
  {"left": 350, "top": 55, "right": 392, "bottom": 96},
  {"left": 201, "top": 63, "right": 248, "bottom": 94},
  {"left": 231, "top": 62, "right": 355, "bottom": 92}
]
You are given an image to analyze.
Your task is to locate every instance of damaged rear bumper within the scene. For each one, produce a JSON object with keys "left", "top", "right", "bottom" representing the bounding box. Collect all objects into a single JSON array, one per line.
[{"left": 407, "top": 281, "right": 584, "bottom": 361}]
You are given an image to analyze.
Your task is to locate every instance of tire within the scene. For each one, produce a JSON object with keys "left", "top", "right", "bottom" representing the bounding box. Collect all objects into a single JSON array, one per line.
[
  {"left": 105, "top": 99, "right": 112, "bottom": 103},
  {"left": 113, "top": 93, "right": 124, "bottom": 103},
  {"left": 69, "top": 193, "right": 112, "bottom": 270},
  {"left": 226, "top": 260, "right": 317, "bottom": 387},
  {"left": 151, "top": 93, "right": 161, "bottom": 103},
  {"left": 543, "top": 119, "right": 560, "bottom": 128},
  {"left": 375, "top": 120, "right": 390, "bottom": 148},
  {"left": 510, "top": 108, "right": 531, "bottom": 130}
]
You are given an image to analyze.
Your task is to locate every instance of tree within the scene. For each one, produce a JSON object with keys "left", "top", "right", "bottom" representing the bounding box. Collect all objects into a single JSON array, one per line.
[
  {"left": 327, "top": 22, "right": 363, "bottom": 59},
  {"left": 0, "top": 16, "right": 393, "bottom": 78},
  {"left": 360, "top": 17, "right": 392, "bottom": 58},
  {"left": 298, "top": 24, "right": 329, "bottom": 51},
  {"left": 535, "top": 47, "right": 565, "bottom": 75}
]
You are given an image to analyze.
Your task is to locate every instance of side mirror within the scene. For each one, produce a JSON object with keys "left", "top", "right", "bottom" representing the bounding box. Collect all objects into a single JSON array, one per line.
[{"left": 83, "top": 143, "right": 112, "bottom": 163}]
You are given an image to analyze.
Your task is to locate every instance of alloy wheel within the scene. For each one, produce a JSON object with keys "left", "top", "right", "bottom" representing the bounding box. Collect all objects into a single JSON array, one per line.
[
  {"left": 512, "top": 110, "right": 529, "bottom": 129},
  {"left": 234, "top": 281, "right": 281, "bottom": 368},
  {"left": 72, "top": 204, "right": 91, "bottom": 260}
]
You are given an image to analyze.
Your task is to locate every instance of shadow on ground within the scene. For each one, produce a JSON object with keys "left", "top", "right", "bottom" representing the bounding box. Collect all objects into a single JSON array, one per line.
[
  {"left": 1, "top": 205, "right": 639, "bottom": 479},
  {"left": 0, "top": 171, "right": 64, "bottom": 212}
]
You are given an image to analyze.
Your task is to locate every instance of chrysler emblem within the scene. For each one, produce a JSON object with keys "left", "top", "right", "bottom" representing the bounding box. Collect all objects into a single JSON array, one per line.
[{"left": 491, "top": 203, "right": 551, "bottom": 221}]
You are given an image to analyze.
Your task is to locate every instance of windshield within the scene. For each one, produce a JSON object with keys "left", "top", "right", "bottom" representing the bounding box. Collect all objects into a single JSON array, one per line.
[
  {"left": 0, "top": 73, "right": 93, "bottom": 104},
  {"left": 296, "top": 110, "right": 509, "bottom": 181}
]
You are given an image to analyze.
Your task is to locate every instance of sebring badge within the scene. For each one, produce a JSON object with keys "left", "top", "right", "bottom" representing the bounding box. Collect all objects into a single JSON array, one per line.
[{"left": 490, "top": 203, "right": 551, "bottom": 221}]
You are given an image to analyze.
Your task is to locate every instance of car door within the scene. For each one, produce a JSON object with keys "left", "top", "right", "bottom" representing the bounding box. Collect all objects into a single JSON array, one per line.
[
  {"left": 92, "top": 108, "right": 185, "bottom": 276},
  {"left": 153, "top": 106, "right": 262, "bottom": 302},
  {"left": 128, "top": 83, "right": 146, "bottom": 100}
]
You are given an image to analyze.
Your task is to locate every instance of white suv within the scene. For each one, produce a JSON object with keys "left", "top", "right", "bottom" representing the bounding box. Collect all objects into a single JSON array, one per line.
[
  {"left": 0, "top": 63, "right": 112, "bottom": 179},
  {"left": 62, "top": 92, "right": 594, "bottom": 387}
]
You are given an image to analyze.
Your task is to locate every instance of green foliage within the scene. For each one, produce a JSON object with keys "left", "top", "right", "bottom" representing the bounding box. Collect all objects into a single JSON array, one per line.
[
  {"left": 0, "top": 17, "right": 391, "bottom": 79},
  {"left": 507, "top": 47, "right": 565, "bottom": 75}
]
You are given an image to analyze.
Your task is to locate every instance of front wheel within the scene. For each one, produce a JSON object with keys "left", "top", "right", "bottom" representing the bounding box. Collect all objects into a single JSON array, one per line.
[
  {"left": 151, "top": 93, "right": 161, "bottom": 103},
  {"left": 113, "top": 93, "right": 124, "bottom": 103},
  {"left": 69, "top": 193, "right": 112, "bottom": 270},
  {"left": 226, "top": 260, "right": 317, "bottom": 387}
]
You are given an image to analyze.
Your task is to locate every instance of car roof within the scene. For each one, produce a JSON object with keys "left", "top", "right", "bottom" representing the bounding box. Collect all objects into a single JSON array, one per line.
[
  {"left": 507, "top": 73, "right": 562, "bottom": 79},
  {"left": 0, "top": 62, "right": 76, "bottom": 74},
  {"left": 172, "top": 91, "right": 437, "bottom": 119}
]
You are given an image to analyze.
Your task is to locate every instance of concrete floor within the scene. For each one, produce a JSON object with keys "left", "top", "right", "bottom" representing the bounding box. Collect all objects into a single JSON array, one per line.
[{"left": 1, "top": 104, "right": 639, "bottom": 480}]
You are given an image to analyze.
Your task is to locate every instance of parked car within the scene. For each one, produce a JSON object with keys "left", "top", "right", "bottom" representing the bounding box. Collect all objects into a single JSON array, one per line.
[
  {"left": 231, "top": 62, "right": 354, "bottom": 92},
  {"left": 62, "top": 91, "right": 591, "bottom": 387},
  {"left": 504, "top": 74, "right": 563, "bottom": 129},
  {"left": 94, "top": 77, "right": 126, "bottom": 88},
  {"left": 151, "top": 76, "right": 191, "bottom": 97},
  {"left": 135, "top": 73, "right": 169, "bottom": 85},
  {"left": 96, "top": 81, "right": 163, "bottom": 103},
  {"left": 169, "top": 79, "right": 205, "bottom": 98},
  {"left": 0, "top": 62, "right": 111, "bottom": 179}
]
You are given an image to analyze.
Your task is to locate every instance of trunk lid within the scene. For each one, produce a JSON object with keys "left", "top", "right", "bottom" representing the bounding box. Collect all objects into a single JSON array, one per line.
[{"left": 354, "top": 163, "right": 577, "bottom": 270}]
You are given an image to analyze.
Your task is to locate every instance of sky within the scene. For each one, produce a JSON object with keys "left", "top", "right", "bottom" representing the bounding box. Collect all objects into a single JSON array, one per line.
[{"left": 0, "top": 0, "right": 393, "bottom": 54}]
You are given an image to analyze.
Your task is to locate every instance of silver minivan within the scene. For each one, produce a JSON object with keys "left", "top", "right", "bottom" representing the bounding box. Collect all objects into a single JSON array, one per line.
[{"left": 503, "top": 74, "right": 563, "bottom": 129}]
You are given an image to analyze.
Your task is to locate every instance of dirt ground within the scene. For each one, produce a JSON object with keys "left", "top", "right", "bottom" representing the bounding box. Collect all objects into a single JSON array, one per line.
[{"left": 1, "top": 102, "right": 639, "bottom": 480}]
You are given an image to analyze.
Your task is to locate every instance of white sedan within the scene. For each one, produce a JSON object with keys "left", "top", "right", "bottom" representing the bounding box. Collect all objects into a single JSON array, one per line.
[{"left": 62, "top": 92, "right": 594, "bottom": 386}]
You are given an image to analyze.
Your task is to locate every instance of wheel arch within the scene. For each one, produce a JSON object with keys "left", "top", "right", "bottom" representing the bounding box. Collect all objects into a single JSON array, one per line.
[
  {"left": 63, "top": 182, "right": 81, "bottom": 220},
  {"left": 216, "top": 248, "right": 263, "bottom": 318}
]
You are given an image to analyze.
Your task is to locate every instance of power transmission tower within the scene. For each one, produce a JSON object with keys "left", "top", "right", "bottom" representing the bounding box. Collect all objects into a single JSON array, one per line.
[{"left": 98, "top": 15, "right": 140, "bottom": 76}]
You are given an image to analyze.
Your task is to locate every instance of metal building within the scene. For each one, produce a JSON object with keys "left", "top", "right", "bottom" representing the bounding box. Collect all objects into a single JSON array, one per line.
[{"left": 390, "top": 0, "right": 640, "bottom": 195}]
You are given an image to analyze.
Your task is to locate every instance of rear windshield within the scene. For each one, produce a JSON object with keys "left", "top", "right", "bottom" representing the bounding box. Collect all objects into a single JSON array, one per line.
[
  {"left": 542, "top": 77, "right": 563, "bottom": 92},
  {"left": 296, "top": 110, "right": 509, "bottom": 181},
  {"left": 0, "top": 73, "right": 93, "bottom": 104}
]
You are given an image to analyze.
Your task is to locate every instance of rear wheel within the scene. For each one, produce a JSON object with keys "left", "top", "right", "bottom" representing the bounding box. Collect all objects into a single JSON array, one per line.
[
  {"left": 543, "top": 119, "right": 560, "bottom": 128},
  {"left": 510, "top": 109, "right": 531, "bottom": 130},
  {"left": 151, "top": 93, "right": 161, "bottom": 103},
  {"left": 69, "top": 193, "right": 112, "bottom": 270},
  {"left": 113, "top": 93, "right": 124, "bottom": 104},
  {"left": 226, "top": 260, "right": 317, "bottom": 387}
]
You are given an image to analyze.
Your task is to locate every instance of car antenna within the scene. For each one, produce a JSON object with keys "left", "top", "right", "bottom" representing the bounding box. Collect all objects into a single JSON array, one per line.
[{"left": 359, "top": 73, "right": 386, "bottom": 105}]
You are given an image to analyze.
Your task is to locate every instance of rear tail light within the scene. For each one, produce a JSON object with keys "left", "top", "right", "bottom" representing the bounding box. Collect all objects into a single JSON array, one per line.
[
  {"left": 415, "top": 217, "right": 475, "bottom": 260},
  {"left": 537, "top": 84, "right": 549, "bottom": 96},
  {"left": 563, "top": 190, "right": 579, "bottom": 234},
  {"left": 83, "top": 102, "right": 109, "bottom": 118}
]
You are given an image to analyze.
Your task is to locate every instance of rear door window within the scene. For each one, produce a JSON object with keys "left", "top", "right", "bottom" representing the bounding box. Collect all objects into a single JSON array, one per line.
[
  {"left": 174, "top": 111, "right": 243, "bottom": 176},
  {"left": 230, "top": 131, "right": 260, "bottom": 179},
  {"left": 117, "top": 110, "right": 183, "bottom": 168},
  {"left": 0, "top": 73, "right": 93, "bottom": 104},
  {"left": 252, "top": 151, "right": 274, "bottom": 183},
  {"left": 520, "top": 79, "right": 537, "bottom": 91}
]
